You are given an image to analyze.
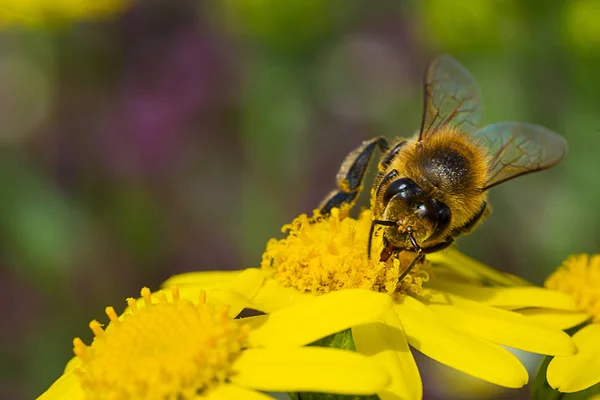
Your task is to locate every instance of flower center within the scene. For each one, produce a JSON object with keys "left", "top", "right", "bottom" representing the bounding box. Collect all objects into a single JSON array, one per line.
[
  {"left": 261, "top": 208, "right": 430, "bottom": 296},
  {"left": 73, "top": 287, "right": 249, "bottom": 400},
  {"left": 545, "top": 253, "right": 600, "bottom": 322}
]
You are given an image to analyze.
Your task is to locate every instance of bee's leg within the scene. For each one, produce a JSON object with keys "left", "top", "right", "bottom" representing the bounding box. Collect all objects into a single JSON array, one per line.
[
  {"left": 420, "top": 237, "right": 455, "bottom": 254},
  {"left": 451, "top": 202, "right": 490, "bottom": 236},
  {"left": 318, "top": 190, "right": 359, "bottom": 215},
  {"left": 398, "top": 231, "right": 453, "bottom": 286},
  {"left": 377, "top": 139, "right": 407, "bottom": 172},
  {"left": 396, "top": 229, "right": 425, "bottom": 283},
  {"left": 319, "top": 137, "right": 388, "bottom": 214},
  {"left": 397, "top": 252, "right": 425, "bottom": 284},
  {"left": 373, "top": 169, "right": 400, "bottom": 200},
  {"left": 370, "top": 139, "right": 406, "bottom": 214}
]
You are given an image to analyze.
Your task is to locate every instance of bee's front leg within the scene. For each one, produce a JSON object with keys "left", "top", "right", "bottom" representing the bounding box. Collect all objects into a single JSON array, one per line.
[
  {"left": 420, "top": 237, "right": 454, "bottom": 253},
  {"left": 319, "top": 136, "right": 388, "bottom": 214}
]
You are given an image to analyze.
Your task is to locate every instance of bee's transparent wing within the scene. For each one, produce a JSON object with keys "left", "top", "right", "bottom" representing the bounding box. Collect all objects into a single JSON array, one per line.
[
  {"left": 474, "top": 122, "right": 568, "bottom": 190},
  {"left": 419, "top": 55, "right": 484, "bottom": 141}
]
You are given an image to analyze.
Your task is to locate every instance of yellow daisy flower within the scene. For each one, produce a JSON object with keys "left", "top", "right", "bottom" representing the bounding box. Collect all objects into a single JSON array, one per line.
[
  {"left": 165, "top": 208, "right": 578, "bottom": 399},
  {"left": 38, "top": 284, "right": 394, "bottom": 400},
  {"left": 530, "top": 253, "right": 600, "bottom": 393},
  {"left": 1, "top": 0, "right": 129, "bottom": 27}
]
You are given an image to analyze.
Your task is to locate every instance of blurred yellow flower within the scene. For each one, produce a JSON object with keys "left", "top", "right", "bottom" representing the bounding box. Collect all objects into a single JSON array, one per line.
[
  {"left": 38, "top": 284, "right": 393, "bottom": 400},
  {"left": 537, "top": 254, "right": 600, "bottom": 393},
  {"left": 1, "top": 0, "right": 129, "bottom": 26},
  {"left": 165, "top": 208, "right": 579, "bottom": 399},
  {"left": 563, "top": 0, "right": 600, "bottom": 54}
]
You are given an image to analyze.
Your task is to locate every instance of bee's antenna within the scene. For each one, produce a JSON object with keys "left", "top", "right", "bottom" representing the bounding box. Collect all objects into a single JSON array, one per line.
[{"left": 368, "top": 219, "right": 396, "bottom": 259}]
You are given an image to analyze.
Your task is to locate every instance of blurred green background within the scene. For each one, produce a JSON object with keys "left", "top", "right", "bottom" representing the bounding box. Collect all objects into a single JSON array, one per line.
[{"left": 2, "top": 0, "right": 600, "bottom": 399}]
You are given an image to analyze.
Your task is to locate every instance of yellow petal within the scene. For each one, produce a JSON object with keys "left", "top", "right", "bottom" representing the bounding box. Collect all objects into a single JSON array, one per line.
[
  {"left": 547, "top": 323, "right": 600, "bottom": 392},
  {"left": 206, "top": 383, "right": 275, "bottom": 400},
  {"left": 246, "top": 289, "right": 392, "bottom": 347},
  {"left": 429, "top": 251, "right": 529, "bottom": 286},
  {"left": 203, "top": 288, "right": 256, "bottom": 318},
  {"left": 425, "top": 268, "right": 483, "bottom": 285},
  {"left": 517, "top": 309, "right": 591, "bottom": 330},
  {"left": 394, "top": 296, "right": 528, "bottom": 388},
  {"left": 226, "top": 268, "right": 265, "bottom": 299},
  {"left": 230, "top": 347, "right": 389, "bottom": 395},
  {"left": 63, "top": 357, "right": 81, "bottom": 374},
  {"left": 426, "top": 280, "right": 578, "bottom": 311},
  {"left": 123, "top": 287, "right": 254, "bottom": 318},
  {"left": 424, "top": 290, "right": 576, "bottom": 356},
  {"left": 37, "top": 372, "right": 83, "bottom": 400},
  {"left": 162, "top": 270, "right": 242, "bottom": 288},
  {"left": 251, "top": 277, "right": 305, "bottom": 312},
  {"left": 162, "top": 268, "right": 265, "bottom": 301},
  {"left": 352, "top": 309, "right": 422, "bottom": 400}
]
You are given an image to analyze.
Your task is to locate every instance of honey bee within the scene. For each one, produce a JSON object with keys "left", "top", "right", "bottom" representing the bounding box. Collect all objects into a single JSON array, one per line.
[{"left": 319, "top": 55, "right": 567, "bottom": 280}]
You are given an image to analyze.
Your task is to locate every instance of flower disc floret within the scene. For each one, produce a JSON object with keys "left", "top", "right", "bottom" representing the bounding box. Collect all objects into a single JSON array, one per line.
[
  {"left": 261, "top": 208, "right": 430, "bottom": 296},
  {"left": 73, "top": 287, "right": 249, "bottom": 400},
  {"left": 545, "top": 254, "right": 600, "bottom": 322}
]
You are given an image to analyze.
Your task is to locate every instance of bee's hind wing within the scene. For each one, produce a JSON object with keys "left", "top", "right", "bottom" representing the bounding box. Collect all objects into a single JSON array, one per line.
[{"left": 474, "top": 122, "right": 567, "bottom": 191}]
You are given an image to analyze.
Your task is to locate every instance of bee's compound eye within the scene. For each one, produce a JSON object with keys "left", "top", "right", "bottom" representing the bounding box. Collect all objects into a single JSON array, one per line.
[
  {"left": 437, "top": 203, "right": 451, "bottom": 229},
  {"left": 383, "top": 178, "right": 422, "bottom": 206},
  {"left": 426, "top": 200, "right": 452, "bottom": 241}
]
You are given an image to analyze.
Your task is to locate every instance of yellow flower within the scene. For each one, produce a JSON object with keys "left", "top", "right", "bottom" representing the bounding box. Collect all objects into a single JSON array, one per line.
[
  {"left": 529, "top": 254, "right": 600, "bottom": 393},
  {"left": 38, "top": 284, "right": 394, "bottom": 400},
  {"left": 427, "top": 249, "right": 530, "bottom": 287},
  {"left": 1, "top": 0, "right": 129, "bottom": 27},
  {"left": 165, "top": 208, "right": 578, "bottom": 399}
]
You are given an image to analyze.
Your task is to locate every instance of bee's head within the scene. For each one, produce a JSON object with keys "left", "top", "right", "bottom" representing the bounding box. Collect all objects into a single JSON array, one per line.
[{"left": 380, "top": 178, "right": 451, "bottom": 249}]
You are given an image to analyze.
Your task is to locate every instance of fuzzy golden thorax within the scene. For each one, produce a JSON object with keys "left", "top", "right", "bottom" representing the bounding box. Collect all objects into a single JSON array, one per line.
[{"left": 373, "top": 128, "right": 490, "bottom": 243}]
